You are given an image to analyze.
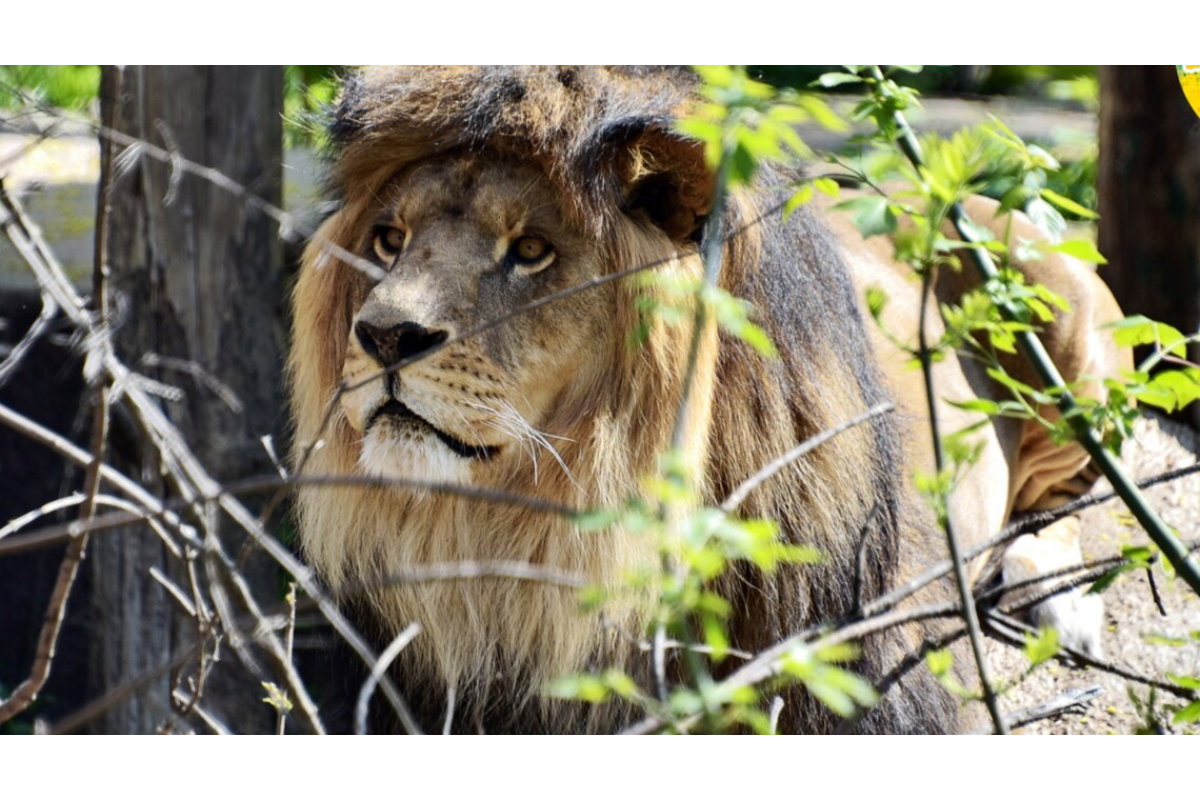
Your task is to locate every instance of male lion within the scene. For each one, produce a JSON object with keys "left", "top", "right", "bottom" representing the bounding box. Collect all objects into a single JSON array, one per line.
[{"left": 289, "top": 66, "right": 1126, "bottom": 733}]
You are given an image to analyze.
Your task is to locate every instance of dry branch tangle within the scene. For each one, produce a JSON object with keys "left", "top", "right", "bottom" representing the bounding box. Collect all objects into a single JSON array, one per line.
[{"left": 2, "top": 71, "right": 1190, "bottom": 734}]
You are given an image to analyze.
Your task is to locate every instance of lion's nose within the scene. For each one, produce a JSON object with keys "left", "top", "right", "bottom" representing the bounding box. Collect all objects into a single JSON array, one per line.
[{"left": 355, "top": 321, "right": 449, "bottom": 366}]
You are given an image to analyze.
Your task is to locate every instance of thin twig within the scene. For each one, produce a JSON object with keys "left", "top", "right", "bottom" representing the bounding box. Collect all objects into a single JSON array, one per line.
[
  {"left": 48, "top": 644, "right": 202, "bottom": 735},
  {"left": 171, "top": 690, "right": 231, "bottom": 735},
  {"left": 0, "top": 400, "right": 199, "bottom": 546},
  {"left": 279, "top": 583, "right": 297, "bottom": 735},
  {"left": 342, "top": 560, "right": 586, "bottom": 594},
  {"left": 1146, "top": 568, "right": 1168, "bottom": 616},
  {"left": 768, "top": 696, "right": 785, "bottom": 735},
  {"left": 915, "top": 261, "right": 1007, "bottom": 734},
  {"left": 0, "top": 284, "right": 58, "bottom": 389},
  {"left": 140, "top": 353, "right": 244, "bottom": 413},
  {"left": 721, "top": 402, "right": 894, "bottom": 512},
  {"left": 967, "top": 686, "right": 1103, "bottom": 734},
  {"left": 652, "top": 623, "right": 669, "bottom": 705},
  {"left": 149, "top": 566, "right": 198, "bottom": 619},
  {"left": 354, "top": 623, "right": 422, "bottom": 736},
  {"left": 442, "top": 686, "right": 457, "bottom": 736},
  {"left": 853, "top": 502, "right": 884, "bottom": 614},
  {"left": 1001, "top": 462, "right": 1200, "bottom": 540},
  {"left": 984, "top": 610, "right": 1194, "bottom": 699}
]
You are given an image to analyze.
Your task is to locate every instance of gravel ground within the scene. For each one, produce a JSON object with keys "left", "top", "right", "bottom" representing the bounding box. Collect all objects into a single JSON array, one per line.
[{"left": 987, "top": 413, "right": 1200, "bottom": 734}]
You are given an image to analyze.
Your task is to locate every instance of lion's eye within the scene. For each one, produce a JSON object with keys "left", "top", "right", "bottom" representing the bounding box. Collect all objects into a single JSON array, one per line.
[
  {"left": 508, "top": 235, "right": 555, "bottom": 273},
  {"left": 372, "top": 225, "right": 407, "bottom": 265}
]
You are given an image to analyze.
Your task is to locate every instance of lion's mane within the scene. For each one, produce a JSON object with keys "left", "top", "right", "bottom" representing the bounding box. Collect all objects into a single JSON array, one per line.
[{"left": 289, "top": 66, "right": 958, "bottom": 733}]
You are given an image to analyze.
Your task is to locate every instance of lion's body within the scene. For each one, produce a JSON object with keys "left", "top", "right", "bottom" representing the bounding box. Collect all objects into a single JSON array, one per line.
[{"left": 289, "top": 67, "right": 1125, "bottom": 733}]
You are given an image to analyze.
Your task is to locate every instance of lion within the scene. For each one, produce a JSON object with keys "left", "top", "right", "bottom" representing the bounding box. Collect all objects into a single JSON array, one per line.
[{"left": 288, "top": 66, "right": 1127, "bottom": 733}]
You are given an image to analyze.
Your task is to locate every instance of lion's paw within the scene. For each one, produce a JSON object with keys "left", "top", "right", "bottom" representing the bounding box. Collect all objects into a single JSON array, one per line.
[{"left": 1000, "top": 517, "right": 1104, "bottom": 660}]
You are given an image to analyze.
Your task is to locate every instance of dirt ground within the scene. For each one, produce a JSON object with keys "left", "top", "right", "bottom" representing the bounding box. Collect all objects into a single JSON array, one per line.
[{"left": 988, "top": 413, "right": 1200, "bottom": 734}]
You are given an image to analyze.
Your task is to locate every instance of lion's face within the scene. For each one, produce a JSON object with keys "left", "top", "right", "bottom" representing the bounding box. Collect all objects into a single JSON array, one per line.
[{"left": 340, "top": 153, "right": 614, "bottom": 484}]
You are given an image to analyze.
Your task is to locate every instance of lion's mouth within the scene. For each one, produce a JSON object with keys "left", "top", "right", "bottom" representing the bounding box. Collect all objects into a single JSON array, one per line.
[{"left": 370, "top": 399, "right": 499, "bottom": 461}]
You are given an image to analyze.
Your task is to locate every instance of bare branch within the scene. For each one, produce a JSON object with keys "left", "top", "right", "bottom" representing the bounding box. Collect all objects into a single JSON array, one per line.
[
  {"left": 984, "top": 610, "right": 1195, "bottom": 699},
  {"left": 0, "top": 400, "right": 199, "bottom": 549},
  {"left": 0, "top": 285, "right": 58, "bottom": 389},
  {"left": 0, "top": 115, "right": 117, "bottom": 721},
  {"left": 140, "top": 353, "right": 244, "bottom": 413},
  {"left": 354, "top": 623, "right": 422, "bottom": 736},
  {"left": 721, "top": 402, "right": 895, "bottom": 512},
  {"left": 768, "top": 696, "right": 785, "bottom": 735},
  {"left": 914, "top": 259, "right": 1006, "bottom": 734},
  {"left": 48, "top": 645, "right": 201, "bottom": 735},
  {"left": 278, "top": 583, "right": 297, "bottom": 735},
  {"left": 968, "top": 686, "right": 1104, "bottom": 734},
  {"left": 171, "top": 689, "right": 231, "bottom": 735},
  {"left": 442, "top": 686, "right": 457, "bottom": 736}
]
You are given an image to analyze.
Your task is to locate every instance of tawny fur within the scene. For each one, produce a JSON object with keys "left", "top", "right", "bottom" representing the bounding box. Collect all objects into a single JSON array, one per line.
[{"left": 288, "top": 67, "right": 1124, "bottom": 734}]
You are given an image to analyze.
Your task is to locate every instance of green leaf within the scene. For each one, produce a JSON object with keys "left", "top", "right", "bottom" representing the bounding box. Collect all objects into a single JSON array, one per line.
[
  {"left": 675, "top": 118, "right": 722, "bottom": 147},
  {"left": 766, "top": 103, "right": 809, "bottom": 125},
  {"left": 1142, "top": 633, "right": 1190, "bottom": 647},
  {"left": 1046, "top": 239, "right": 1108, "bottom": 264},
  {"left": 730, "top": 142, "right": 759, "bottom": 186},
  {"left": 926, "top": 648, "right": 953, "bottom": 677},
  {"left": 739, "top": 322, "right": 778, "bottom": 359},
  {"left": 783, "top": 183, "right": 814, "bottom": 221},
  {"left": 668, "top": 687, "right": 703, "bottom": 716},
  {"left": 1121, "top": 544, "right": 1156, "bottom": 566},
  {"left": 986, "top": 366, "right": 1051, "bottom": 404},
  {"left": 1174, "top": 700, "right": 1200, "bottom": 725},
  {"left": 702, "top": 614, "right": 730, "bottom": 662},
  {"left": 546, "top": 674, "right": 610, "bottom": 703},
  {"left": 1167, "top": 674, "right": 1200, "bottom": 691},
  {"left": 1088, "top": 563, "right": 1138, "bottom": 594},
  {"left": 1107, "top": 315, "right": 1189, "bottom": 356},
  {"left": 1023, "top": 627, "right": 1060, "bottom": 667},
  {"left": 1025, "top": 197, "right": 1067, "bottom": 240},
  {"left": 813, "top": 177, "right": 840, "bottom": 198},
  {"left": 1144, "top": 369, "right": 1200, "bottom": 412},
  {"left": 834, "top": 196, "right": 897, "bottom": 238},
  {"left": 1041, "top": 187, "right": 1098, "bottom": 220},
  {"left": 261, "top": 682, "right": 293, "bottom": 713},
  {"left": 575, "top": 508, "right": 622, "bottom": 530},
  {"left": 865, "top": 286, "right": 888, "bottom": 321},
  {"left": 946, "top": 397, "right": 1002, "bottom": 416},
  {"left": 814, "top": 72, "right": 864, "bottom": 88},
  {"left": 925, "top": 648, "right": 972, "bottom": 698}
]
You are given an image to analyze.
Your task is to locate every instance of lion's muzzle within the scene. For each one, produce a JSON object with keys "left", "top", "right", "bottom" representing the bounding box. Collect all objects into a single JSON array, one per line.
[{"left": 355, "top": 320, "right": 449, "bottom": 368}]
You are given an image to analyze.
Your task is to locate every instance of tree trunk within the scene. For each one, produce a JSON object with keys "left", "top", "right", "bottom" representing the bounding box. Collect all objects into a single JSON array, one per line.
[
  {"left": 91, "top": 65, "right": 284, "bottom": 733},
  {"left": 1098, "top": 65, "right": 1200, "bottom": 426}
]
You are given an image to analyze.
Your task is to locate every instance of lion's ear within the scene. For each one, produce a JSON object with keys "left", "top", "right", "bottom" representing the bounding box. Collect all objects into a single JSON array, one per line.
[{"left": 587, "top": 119, "right": 715, "bottom": 244}]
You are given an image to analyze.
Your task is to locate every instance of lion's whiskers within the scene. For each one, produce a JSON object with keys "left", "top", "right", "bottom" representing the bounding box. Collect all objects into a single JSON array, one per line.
[{"left": 463, "top": 398, "right": 577, "bottom": 487}]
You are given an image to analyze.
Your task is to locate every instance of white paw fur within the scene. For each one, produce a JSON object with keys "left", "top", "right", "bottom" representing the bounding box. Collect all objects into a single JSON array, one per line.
[{"left": 1001, "top": 517, "right": 1104, "bottom": 659}]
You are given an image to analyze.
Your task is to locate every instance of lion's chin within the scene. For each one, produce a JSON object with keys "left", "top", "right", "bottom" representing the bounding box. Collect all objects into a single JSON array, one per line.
[{"left": 359, "top": 426, "right": 474, "bottom": 486}]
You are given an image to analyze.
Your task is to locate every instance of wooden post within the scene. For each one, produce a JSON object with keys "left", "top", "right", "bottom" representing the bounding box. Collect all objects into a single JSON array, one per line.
[
  {"left": 92, "top": 65, "right": 284, "bottom": 732},
  {"left": 1098, "top": 65, "right": 1200, "bottom": 426}
]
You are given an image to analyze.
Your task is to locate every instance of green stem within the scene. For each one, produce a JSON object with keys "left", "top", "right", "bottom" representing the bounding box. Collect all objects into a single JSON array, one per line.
[
  {"left": 656, "top": 136, "right": 734, "bottom": 724},
  {"left": 917, "top": 266, "right": 1009, "bottom": 735},
  {"left": 868, "top": 65, "right": 1200, "bottom": 597}
]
